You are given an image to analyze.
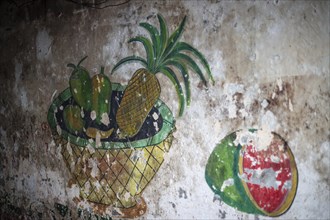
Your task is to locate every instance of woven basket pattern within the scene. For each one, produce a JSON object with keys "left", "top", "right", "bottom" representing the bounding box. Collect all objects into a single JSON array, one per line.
[{"left": 53, "top": 131, "right": 173, "bottom": 208}]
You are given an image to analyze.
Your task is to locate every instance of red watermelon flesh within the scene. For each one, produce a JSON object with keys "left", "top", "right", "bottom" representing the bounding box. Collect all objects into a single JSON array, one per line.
[{"left": 240, "top": 137, "right": 293, "bottom": 214}]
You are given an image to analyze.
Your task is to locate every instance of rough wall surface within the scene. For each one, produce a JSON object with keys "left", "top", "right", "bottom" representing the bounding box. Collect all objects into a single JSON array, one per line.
[{"left": 0, "top": 0, "right": 329, "bottom": 219}]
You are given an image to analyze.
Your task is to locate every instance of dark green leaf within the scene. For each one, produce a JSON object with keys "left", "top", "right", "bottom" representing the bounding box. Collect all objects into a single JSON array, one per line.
[
  {"left": 158, "top": 66, "right": 185, "bottom": 116},
  {"left": 157, "top": 14, "right": 169, "bottom": 57},
  {"left": 128, "top": 36, "right": 154, "bottom": 71},
  {"left": 161, "top": 16, "right": 187, "bottom": 63},
  {"left": 111, "top": 56, "right": 147, "bottom": 74},
  {"left": 170, "top": 53, "right": 207, "bottom": 87},
  {"left": 161, "top": 61, "right": 191, "bottom": 106},
  {"left": 139, "top": 22, "right": 161, "bottom": 63},
  {"left": 171, "top": 42, "right": 214, "bottom": 85}
]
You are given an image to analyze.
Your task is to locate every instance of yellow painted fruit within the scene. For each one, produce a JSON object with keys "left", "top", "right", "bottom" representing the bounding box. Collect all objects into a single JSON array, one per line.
[{"left": 63, "top": 105, "right": 84, "bottom": 134}]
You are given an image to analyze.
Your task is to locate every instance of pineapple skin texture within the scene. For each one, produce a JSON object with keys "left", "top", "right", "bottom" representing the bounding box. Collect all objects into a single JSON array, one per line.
[{"left": 116, "top": 68, "right": 161, "bottom": 137}]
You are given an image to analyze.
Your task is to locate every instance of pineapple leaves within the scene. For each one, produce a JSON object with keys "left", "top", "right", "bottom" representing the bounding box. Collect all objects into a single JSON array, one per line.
[
  {"left": 167, "top": 53, "right": 207, "bottom": 86},
  {"left": 139, "top": 22, "right": 161, "bottom": 64},
  {"left": 111, "top": 14, "right": 215, "bottom": 118},
  {"left": 170, "top": 42, "right": 214, "bottom": 85},
  {"left": 157, "top": 14, "right": 168, "bottom": 58},
  {"left": 111, "top": 55, "right": 148, "bottom": 74},
  {"left": 162, "top": 16, "right": 187, "bottom": 61},
  {"left": 160, "top": 61, "right": 191, "bottom": 106},
  {"left": 159, "top": 66, "right": 185, "bottom": 116},
  {"left": 128, "top": 36, "right": 154, "bottom": 71}
]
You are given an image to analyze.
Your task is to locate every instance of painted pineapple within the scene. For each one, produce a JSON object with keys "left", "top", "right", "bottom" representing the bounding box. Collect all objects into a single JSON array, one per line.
[{"left": 112, "top": 14, "right": 214, "bottom": 137}]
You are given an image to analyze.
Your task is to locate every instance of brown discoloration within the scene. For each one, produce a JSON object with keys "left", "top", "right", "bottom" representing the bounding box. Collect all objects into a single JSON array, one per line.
[
  {"left": 264, "top": 80, "right": 294, "bottom": 111},
  {"left": 0, "top": 0, "right": 329, "bottom": 219},
  {"left": 119, "top": 196, "right": 147, "bottom": 218}
]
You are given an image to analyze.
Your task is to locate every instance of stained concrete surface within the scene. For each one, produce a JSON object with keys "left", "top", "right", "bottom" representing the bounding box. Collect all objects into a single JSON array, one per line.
[{"left": 0, "top": 0, "right": 329, "bottom": 219}]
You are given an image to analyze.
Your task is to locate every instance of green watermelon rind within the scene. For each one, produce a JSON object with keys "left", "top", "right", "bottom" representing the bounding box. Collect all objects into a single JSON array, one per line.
[{"left": 205, "top": 132, "right": 264, "bottom": 215}]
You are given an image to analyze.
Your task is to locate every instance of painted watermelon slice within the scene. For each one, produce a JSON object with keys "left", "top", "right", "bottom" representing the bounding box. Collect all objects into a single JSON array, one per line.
[{"left": 205, "top": 129, "right": 298, "bottom": 216}]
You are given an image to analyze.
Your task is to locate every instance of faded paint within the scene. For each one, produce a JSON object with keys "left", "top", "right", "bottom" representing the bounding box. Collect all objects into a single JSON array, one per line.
[{"left": 0, "top": 0, "right": 329, "bottom": 219}]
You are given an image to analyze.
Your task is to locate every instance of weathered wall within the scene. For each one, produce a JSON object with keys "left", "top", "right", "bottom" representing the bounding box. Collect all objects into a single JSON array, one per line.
[{"left": 0, "top": 0, "right": 329, "bottom": 219}]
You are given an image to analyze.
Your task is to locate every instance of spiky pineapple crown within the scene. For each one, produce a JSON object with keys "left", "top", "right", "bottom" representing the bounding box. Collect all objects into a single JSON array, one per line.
[{"left": 112, "top": 14, "right": 214, "bottom": 116}]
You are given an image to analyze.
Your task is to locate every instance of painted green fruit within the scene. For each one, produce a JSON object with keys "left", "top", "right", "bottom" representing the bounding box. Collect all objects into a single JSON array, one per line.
[
  {"left": 205, "top": 129, "right": 298, "bottom": 217},
  {"left": 63, "top": 105, "right": 85, "bottom": 134},
  {"left": 67, "top": 56, "right": 93, "bottom": 111},
  {"left": 91, "top": 66, "right": 112, "bottom": 125}
]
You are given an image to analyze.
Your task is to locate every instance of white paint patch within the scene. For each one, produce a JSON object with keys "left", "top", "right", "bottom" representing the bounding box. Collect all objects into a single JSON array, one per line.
[
  {"left": 260, "top": 110, "right": 278, "bottom": 131},
  {"left": 100, "top": 113, "right": 110, "bottom": 126},
  {"left": 56, "top": 125, "right": 62, "bottom": 136},
  {"left": 261, "top": 99, "right": 269, "bottom": 109},
  {"left": 88, "top": 158, "right": 99, "bottom": 178},
  {"left": 153, "top": 122, "right": 159, "bottom": 132},
  {"left": 36, "top": 29, "right": 52, "bottom": 61},
  {"left": 66, "top": 141, "right": 72, "bottom": 156},
  {"left": 227, "top": 103, "right": 237, "bottom": 119},
  {"left": 86, "top": 143, "right": 95, "bottom": 154},
  {"left": 80, "top": 107, "right": 85, "bottom": 118},
  {"left": 152, "top": 112, "right": 159, "bottom": 120},
  {"left": 95, "top": 131, "right": 101, "bottom": 147},
  {"left": 239, "top": 167, "right": 279, "bottom": 190},
  {"left": 245, "top": 152, "right": 259, "bottom": 166},
  {"left": 220, "top": 178, "right": 234, "bottom": 192},
  {"left": 90, "top": 111, "right": 96, "bottom": 121},
  {"left": 270, "top": 155, "right": 281, "bottom": 163},
  {"left": 234, "top": 129, "right": 273, "bottom": 151},
  {"left": 223, "top": 83, "right": 245, "bottom": 119},
  {"left": 277, "top": 78, "right": 283, "bottom": 91},
  {"left": 289, "top": 99, "right": 294, "bottom": 112},
  {"left": 256, "top": 129, "right": 274, "bottom": 151},
  {"left": 124, "top": 192, "right": 131, "bottom": 201},
  {"left": 224, "top": 83, "right": 245, "bottom": 97}
]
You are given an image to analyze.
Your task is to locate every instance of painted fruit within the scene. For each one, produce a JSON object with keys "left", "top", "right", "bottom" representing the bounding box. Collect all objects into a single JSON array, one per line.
[
  {"left": 63, "top": 105, "right": 85, "bottom": 134},
  {"left": 67, "top": 56, "right": 93, "bottom": 112},
  {"left": 91, "top": 66, "right": 112, "bottom": 125},
  {"left": 205, "top": 129, "right": 298, "bottom": 216}
]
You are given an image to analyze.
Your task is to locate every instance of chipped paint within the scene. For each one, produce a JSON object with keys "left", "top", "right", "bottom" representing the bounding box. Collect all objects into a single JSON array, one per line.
[{"left": 0, "top": 0, "right": 329, "bottom": 219}]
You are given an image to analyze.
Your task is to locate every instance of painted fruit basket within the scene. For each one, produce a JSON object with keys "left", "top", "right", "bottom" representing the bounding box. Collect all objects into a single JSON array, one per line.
[
  {"left": 205, "top": 129, "right": 298, "bottom": 217},
  {"left": 47, "top": 83, "right": 175, "bottom": 214}
]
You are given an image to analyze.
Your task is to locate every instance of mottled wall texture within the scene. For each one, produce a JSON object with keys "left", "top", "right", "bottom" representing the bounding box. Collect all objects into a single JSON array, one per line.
[{"left": 0, "top": 0, "right": 329, "bottom": 219}]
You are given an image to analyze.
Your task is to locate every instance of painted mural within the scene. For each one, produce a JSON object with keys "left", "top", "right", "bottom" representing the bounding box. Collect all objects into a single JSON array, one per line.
[
  {"left": 46, "top": 11, "right": 298, "bottom": 219},
  {"left": 205, "top": 129, "right": 298, "bottom": 216},
  {"left": 47, "top": 14, "right": 213, "bottom": 218}
]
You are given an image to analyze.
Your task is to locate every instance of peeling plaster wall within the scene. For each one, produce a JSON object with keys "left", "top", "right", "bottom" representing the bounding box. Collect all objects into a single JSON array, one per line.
[{"left": 0, "top": 0, "right": 329, "bottom": 219}]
